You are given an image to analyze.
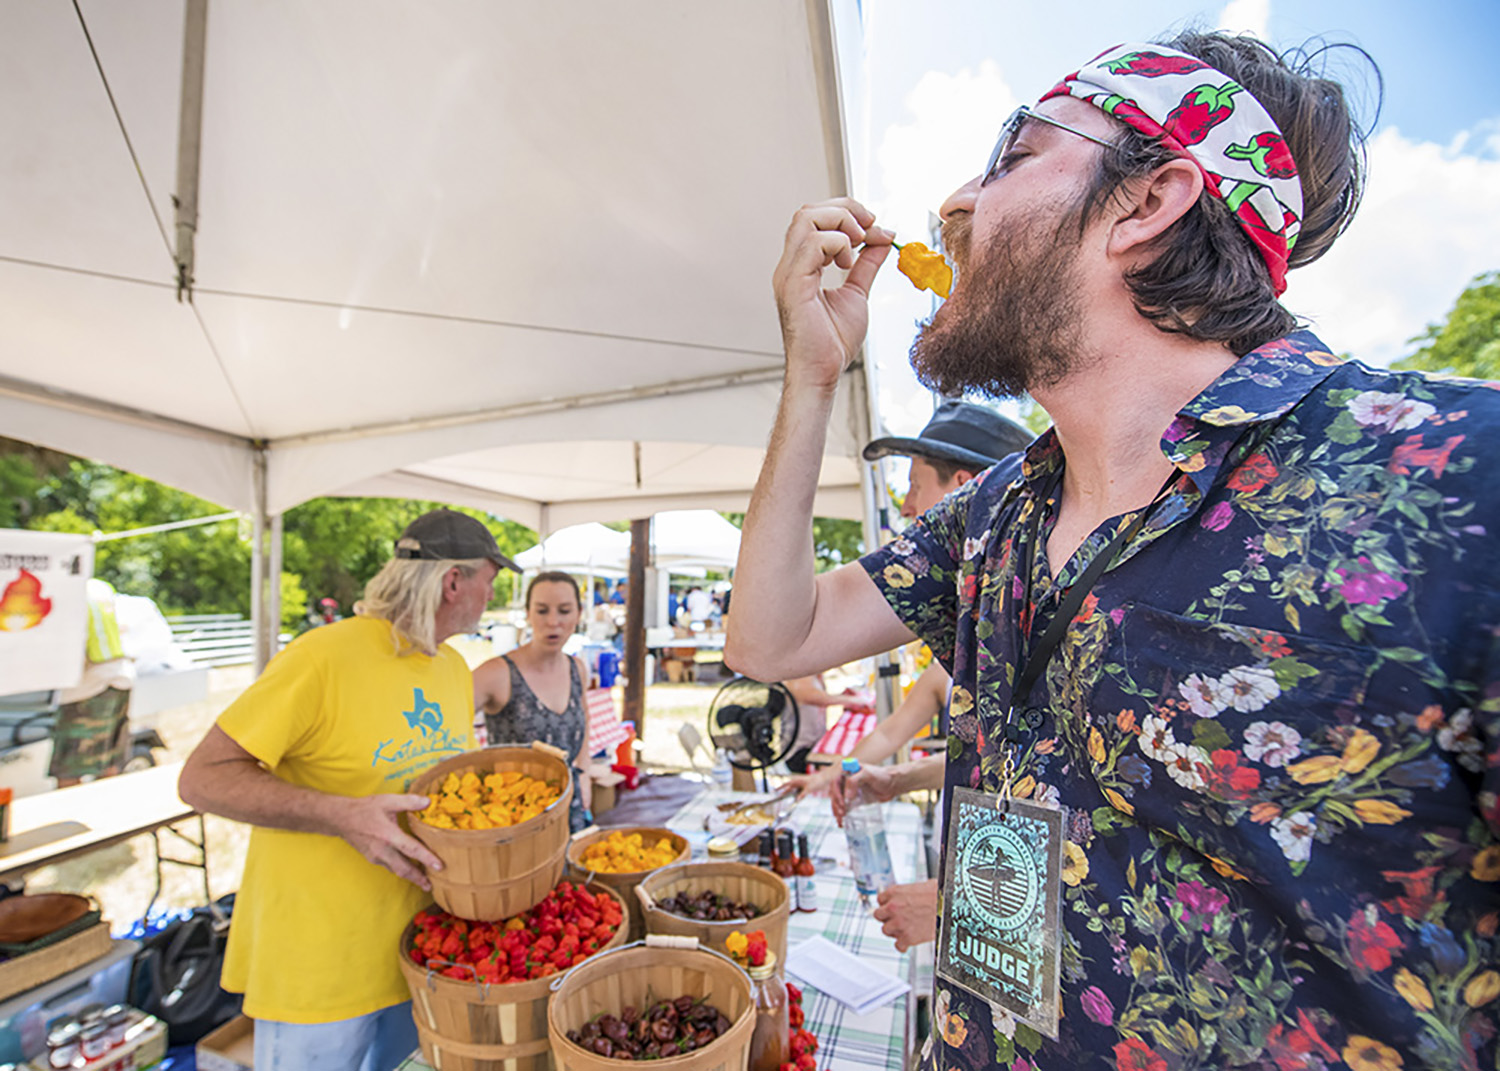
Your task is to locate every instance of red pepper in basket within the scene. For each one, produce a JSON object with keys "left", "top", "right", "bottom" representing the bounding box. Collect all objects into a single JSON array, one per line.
[{"left": 406, "top": 884, "right": 622, "bottom": 982}]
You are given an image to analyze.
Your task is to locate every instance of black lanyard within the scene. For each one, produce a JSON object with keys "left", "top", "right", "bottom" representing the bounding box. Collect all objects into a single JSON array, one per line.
[{"left": 1002, "top": 464, "right": 1179, "bottom": 743}]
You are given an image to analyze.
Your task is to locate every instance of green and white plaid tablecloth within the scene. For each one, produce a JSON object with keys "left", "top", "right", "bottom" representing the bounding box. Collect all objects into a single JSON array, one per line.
[
  {"left": 399, "top": 784, "right": 928, "bottom": 1071},
  {"left": 667, "top": 787, "right": 928, "bottom": 1071}
]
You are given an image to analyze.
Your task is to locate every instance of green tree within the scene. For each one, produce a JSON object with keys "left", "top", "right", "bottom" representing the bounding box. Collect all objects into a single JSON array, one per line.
[
  {"left": 1017, "top": 397, "right": 1054, "bottom": 436},
  {"left": 811, "top": 517, "right": 864, "bottom": 569},
  {"left": 282, "top": 497, "right": 532, "bottom": 611},
  {"left": 1394, "top": 270, "right": 1500, "bottom": 378},
  {"left": 722, "top": 512, "right": 859, "bottom": 572},
  {"left": 2, "top": 439, "right": 536, "bottom": 616},
  {"left": 281, "top": 571, "right": 309, "bottom": 630}
]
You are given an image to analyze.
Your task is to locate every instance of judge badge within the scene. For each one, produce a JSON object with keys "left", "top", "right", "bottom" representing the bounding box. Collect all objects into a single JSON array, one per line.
[{"left": 936, "top": 786, "right": 1063, "bottom": 1039}]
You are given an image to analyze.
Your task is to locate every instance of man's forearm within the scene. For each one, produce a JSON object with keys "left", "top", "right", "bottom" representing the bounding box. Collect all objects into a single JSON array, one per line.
[
  {"left": 850, "top": 717, "right": 912, "bottom": 767},
  {"left": 726, "top": 382, "right": 839, "bottom": 677},
  {"left": 898, "top": 753, "right": 946, "bottom": 793},
  {"left": 851, "top": 665, "right": 948, "bottom": 766}
]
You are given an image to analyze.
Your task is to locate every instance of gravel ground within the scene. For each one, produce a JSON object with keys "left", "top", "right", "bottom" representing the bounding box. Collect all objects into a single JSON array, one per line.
[{"left": 21, "top": 640, "right": 850, "bottom": 931}]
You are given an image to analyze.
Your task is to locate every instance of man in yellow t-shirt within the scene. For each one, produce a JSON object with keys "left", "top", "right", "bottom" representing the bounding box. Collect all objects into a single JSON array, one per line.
[{"left": 179, "top": 509, "right": 519, "bottom": 1071}]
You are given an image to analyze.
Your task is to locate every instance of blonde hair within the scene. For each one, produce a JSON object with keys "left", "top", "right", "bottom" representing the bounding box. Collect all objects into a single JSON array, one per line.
[{"left": 355, "top": 557, "right": 485, "bottom": 656}]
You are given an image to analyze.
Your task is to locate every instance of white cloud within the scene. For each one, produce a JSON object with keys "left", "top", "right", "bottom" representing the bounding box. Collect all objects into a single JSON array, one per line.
[
  {"left": 872, "top": 61, "right": 1020, "bottom": 237},
  {"left": 1283, "top": 125, "right": 1500, "bottom": 367},
  {"left": 1216, "top": 0, "right": 1270, "bottom": 39},
  {"left": 863, "top": 63, "right": 1022, "bottom": 436}
]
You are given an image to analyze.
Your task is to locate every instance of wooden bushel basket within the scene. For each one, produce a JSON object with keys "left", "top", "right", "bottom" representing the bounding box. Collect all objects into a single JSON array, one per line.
[
  {"left": 548, "top": 935, "right": 754, "bottom": 1071},
  {"left": 635, "top": 861, "right": 790, "bottom": 971},
  {"left": 399, "top": 882, "right": 628, "bottom": 1071},
  {"left": 566, "top": 826, "right": 691, "bottom": 942},
  {"left": 408, "top": 743, "right": 574, "bottom": 921}
]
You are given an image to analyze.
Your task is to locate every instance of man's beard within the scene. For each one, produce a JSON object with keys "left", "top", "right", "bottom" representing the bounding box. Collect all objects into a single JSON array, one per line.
[{"left": 909, "top": 210, "right": 1090, "bottom": 398}]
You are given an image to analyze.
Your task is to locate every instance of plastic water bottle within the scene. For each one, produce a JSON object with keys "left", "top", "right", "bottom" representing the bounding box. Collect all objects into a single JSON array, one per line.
[{"left": 841, "top": 758, "right": 896, "bottom": 906}]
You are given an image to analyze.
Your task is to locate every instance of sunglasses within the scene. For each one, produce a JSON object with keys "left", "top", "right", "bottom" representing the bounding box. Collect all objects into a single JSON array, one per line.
[{"left": 981, "top": 105, "right": 1116, "bottom": 187}]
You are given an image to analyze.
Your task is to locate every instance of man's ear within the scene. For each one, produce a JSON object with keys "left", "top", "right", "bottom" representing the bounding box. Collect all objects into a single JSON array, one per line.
[
  {"left": 1106, "top": 157, "right": 1203, "bottom": 259},
  {"left": 440, "top": 566, "right": 463, "bottom": 602}
]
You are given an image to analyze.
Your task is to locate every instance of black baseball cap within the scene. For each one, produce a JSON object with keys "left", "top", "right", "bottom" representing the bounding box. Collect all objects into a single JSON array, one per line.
[
  {"left": 862, "top": 400, "right": 1033, "bottom": 470},
  {"left": 395, "top": 509, "right": 521, "bottom": 573}
]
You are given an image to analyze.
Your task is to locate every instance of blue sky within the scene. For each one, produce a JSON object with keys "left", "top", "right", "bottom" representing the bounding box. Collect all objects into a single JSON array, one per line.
[{"left": 840, "top": 0, "right": 1500, "bottom": 441}]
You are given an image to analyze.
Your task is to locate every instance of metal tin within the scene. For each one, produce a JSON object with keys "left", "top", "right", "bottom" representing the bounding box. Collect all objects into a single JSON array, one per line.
[
  {"left": 705, "top": 835, "right": 740, "bottom": 860},
  {"left": 79, "top": 1022, "right": 112, "bottom": 1060}
]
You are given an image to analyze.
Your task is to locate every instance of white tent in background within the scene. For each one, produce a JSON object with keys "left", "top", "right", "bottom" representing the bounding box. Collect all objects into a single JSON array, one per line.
[
  {"left": 651, "top": 511, "right": 743, "bottom": 572},
  {"left": 513, "top": 523, "right": 631, "bottom": 577}
]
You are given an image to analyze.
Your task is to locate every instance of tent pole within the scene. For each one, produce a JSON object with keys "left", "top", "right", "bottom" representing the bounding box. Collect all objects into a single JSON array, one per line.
[
  {"left": 173, "top": 0, "right": 208, "bottom": 301},
  {"left": 622, "top": 518, "right": 649, "bottom": 739},
  {"left": 250, "top": 446, "right": 273, "bottom": 674},
  {"left": 250, "top": 510, "right": 264, "bottom": 671},
  {"left": 268, "top": 512, "right": 283, "bottom": 663},
  {"left": 850, "top": 359, "right": 897, "bottom": 723}
]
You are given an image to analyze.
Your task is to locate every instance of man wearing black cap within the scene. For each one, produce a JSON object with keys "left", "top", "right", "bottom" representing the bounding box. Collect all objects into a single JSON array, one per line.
[
  {"left": 864, "top": 399, "right": 1033, "bottom": 523},
  {"left": 789, "top": 401, "right": 1031, "bottom": 951},
  {"left": 179, "top": 508, "right": 518, "bottom": 1071}
]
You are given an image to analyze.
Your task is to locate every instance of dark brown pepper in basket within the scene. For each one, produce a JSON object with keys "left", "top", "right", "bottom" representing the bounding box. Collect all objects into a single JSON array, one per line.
[
  {"left": 566, "top": 995, "right": 732, "bottom": 1061},
  {"left": 657, "top": 889, "right": 762, "bottom": 922}
]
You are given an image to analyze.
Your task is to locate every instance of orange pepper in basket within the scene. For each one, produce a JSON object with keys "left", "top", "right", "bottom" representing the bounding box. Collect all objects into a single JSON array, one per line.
[{"left": 895, "top": 241, "right": 952, "bottom": 299}]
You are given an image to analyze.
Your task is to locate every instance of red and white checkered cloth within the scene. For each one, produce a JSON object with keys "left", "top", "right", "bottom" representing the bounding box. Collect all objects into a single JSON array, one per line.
[
  {"left": 811, "top": 710, "right": 877, "bottom": 756},
  {"left": 586, "top": 687, "right": 632, "bottom": 756}
]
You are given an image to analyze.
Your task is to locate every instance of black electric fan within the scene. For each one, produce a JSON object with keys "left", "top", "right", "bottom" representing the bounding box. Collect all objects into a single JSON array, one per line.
[{"left": 705, "top": 676, "right": 800, "bottom": 793}]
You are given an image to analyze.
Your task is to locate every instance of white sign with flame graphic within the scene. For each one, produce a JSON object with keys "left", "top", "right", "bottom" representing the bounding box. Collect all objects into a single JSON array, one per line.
[{"left": 0, "top": 529, "right": 94, "bottom": 693}]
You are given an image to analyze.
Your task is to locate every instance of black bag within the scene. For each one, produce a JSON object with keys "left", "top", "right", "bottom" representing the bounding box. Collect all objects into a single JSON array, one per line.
[{"left": 130, "top": 894, "right": 242, "bottom": 1046}]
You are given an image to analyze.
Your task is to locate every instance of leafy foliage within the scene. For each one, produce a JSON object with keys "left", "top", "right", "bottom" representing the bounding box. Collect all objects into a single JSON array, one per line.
[
  {"left": 1394, "top": 270, "right": 1500, "bottom": 378},
  {"left": 722, "top": 512, "right": 861, "bottom": 572},
  {"left": 0, "top": 439, "right": 535, "bottom": 619}
]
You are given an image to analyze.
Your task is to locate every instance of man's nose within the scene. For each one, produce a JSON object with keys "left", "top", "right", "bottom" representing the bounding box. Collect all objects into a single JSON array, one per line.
[
  {"left": 900, "top": 494, "right": 917, "bottom": 520},
  {"left": 939, "top": 176, "right": 981, "bottom": 221}
]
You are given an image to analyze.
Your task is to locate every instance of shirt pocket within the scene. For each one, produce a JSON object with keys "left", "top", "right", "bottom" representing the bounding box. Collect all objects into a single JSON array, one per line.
[{"left": 1086, "top": 602, "right": 1472, "bottom": 881}]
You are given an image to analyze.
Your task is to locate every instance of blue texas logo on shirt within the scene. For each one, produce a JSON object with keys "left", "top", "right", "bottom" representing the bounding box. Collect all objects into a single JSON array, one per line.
[{"left": 371, "top": 687, "right": 466, "bottom": 780}]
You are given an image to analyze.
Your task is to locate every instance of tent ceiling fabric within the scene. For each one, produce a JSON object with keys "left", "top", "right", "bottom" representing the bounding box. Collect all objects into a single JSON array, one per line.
[{"left": 0, "top": 0, "right": 867, "bottom": 529}]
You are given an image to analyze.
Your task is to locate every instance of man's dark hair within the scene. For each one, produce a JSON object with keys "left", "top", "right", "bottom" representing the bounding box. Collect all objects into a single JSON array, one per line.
[
  {"left": 921, "top": 455, "right": 969, "bottom": 484},
  {"left": 1074, "top": 30, "right": 1377, "bottom": 356}
]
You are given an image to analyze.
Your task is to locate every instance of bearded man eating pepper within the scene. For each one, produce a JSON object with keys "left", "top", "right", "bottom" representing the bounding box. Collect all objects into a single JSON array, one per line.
[{"left": 728, "top": 29, "right": 1500, "bottom": 1070}]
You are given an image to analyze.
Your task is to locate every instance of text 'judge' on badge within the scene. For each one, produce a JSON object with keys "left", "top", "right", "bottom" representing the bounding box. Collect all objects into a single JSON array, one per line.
[{"left": 936, "top": 786, "right": 1063, "bottom": 1039}]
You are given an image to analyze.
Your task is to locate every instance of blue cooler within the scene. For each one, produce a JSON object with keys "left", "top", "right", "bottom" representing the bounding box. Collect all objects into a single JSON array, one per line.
[{"left": 597, "top": 649, "right": 621, "bottom": 687}]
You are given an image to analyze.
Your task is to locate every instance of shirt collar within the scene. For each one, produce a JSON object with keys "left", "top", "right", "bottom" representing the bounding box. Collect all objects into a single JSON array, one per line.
[
  {"left": 1015, "top": 330, "right": 1345, "bottom": 497},
  {"left": 1163, "top": 330, "right": 1344, "bottom": 492}
]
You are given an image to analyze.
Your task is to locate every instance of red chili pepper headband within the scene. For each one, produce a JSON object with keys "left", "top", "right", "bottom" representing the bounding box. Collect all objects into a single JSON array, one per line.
[{"left": 1041, "top": 43, "right": 1303, "bottom": 295}]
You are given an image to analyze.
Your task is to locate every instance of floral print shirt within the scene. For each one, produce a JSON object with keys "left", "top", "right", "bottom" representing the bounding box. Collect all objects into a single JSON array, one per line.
[{"left": 861, "top": 332, "right": 1500, "bottom": 1071}]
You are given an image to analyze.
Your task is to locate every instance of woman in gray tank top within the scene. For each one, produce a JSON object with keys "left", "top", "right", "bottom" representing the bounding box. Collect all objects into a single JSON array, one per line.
[{"left": 473, "top": 571, "right": 592, "bottom": 832}]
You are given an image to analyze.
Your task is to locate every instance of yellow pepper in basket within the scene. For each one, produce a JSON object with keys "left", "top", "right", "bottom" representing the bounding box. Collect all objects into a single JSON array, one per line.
[
  {"left": 577, "top": 830, "right": 681, "bottom": 873},
  {"left": 419, "top": 769, "right": 561, "bottom": 830},
  {"left": 895, "top": 241, "right": 952, "bottom": 299}
]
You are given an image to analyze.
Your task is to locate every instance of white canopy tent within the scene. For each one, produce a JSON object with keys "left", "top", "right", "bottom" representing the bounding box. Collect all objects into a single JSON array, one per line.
[
  {"left": 512, "top": 511, "right": 741, "bottom": 576},
  {"left": 512, "top": 523, "right": 631, "bottom": 578},
  {"left": 0, "top": 0, "right": 885, "bottom": 667},
  {"left": 650, "top": 511, "right": 743, "bottom": 573}
]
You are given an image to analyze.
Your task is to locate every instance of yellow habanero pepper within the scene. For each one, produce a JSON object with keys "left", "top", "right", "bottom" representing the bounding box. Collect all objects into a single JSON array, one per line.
[
  {"left": 420, "top": 769, "right": 561, "bottom": 830},
  {"left": 895, "top": 241, "right": 952, "bottom": 299}
]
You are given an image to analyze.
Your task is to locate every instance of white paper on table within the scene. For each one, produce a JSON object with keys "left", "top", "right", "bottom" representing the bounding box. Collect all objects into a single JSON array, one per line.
[{"left": 785, "top": 935, "right": 910, "bottom": 1016}]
